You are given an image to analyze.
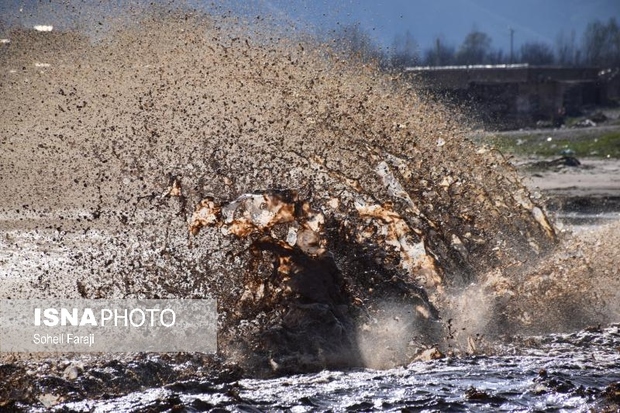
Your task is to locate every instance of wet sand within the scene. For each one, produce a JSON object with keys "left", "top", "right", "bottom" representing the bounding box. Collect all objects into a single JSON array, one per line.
[
  {"left": 518, "top": 157, "right": 620, "bottom": 198},
  {"left": 514, "top": 156, "right": 620, "bottom": 227}
]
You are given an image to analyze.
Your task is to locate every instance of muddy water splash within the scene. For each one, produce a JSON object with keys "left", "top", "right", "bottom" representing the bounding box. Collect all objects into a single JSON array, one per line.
[{"left": 0, "top": 9, "right": 618, "bottom": 409}]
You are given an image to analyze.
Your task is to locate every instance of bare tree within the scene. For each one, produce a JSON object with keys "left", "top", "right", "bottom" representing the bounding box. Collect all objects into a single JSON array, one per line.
[
  {"left": 390, "top": 30, "right": 419, "bottom": 68},
  {"left": 582, "top": 17, "right": 620, "bottom": 67},
  {"left": 328, "top": 22, "right": 382, "bottom": 63},
  {"left": 556, "top": 30, "right": 578, "bottom": 66},
  {"left": 423, "top": 37, "right": 455, "bottom": 66},
  {"left": 519, "top": 41, "right": 555, "bottom": 65},
  {"left": 456, "top": 29, "right": 492, "bottom": 65},
  {"left": 487, "top": 49, "right": 505, "bottom": 65}
]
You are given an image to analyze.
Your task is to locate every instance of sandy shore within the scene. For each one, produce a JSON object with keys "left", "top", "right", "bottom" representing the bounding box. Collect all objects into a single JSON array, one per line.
[
  {"left": 517, "top": 157, "right": 620, "bottom": 198},
  {"left": 513, "top": 156, "right": 620, "bottom": 227}
]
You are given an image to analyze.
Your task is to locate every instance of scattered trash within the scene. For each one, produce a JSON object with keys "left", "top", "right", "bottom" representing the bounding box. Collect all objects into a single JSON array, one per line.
[
  {"left": 33, "top": 25, "right": 54, "bottom": 32},
  {"left": 575, "top": 118, "right": 596, "bottom": 128},
  {"left": 590, "top": 112, "right": 608, "bottom": 123},
  {"left": 529, "top": 156, "right": 581, "bottom": 169}
]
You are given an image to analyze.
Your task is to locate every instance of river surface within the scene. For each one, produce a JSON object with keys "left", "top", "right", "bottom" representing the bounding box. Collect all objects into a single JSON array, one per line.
[{"left": 43, "top": 325, "right": 620, "bottom": 412}]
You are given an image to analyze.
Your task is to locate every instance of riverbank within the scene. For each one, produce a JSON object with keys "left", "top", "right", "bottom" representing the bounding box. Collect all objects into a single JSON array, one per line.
[
  {"left": 473, "top": 123, "right": 620, "bottom": 226},
  {"left": 516, "top": 157, "right": 620, "bottom": 225}
]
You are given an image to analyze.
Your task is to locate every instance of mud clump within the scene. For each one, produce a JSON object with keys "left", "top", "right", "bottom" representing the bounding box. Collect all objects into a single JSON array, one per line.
[
  {"left": 0, "top": 353, "right": 234, "bottom": 410},
  {"left": 0, "top": 9, "right": 561, "bottom": 384}
]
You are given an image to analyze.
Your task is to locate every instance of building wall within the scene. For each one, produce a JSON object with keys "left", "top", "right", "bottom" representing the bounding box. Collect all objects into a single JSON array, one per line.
[{"left": 405, "top": 65, "right": 607, "bottom": 129}]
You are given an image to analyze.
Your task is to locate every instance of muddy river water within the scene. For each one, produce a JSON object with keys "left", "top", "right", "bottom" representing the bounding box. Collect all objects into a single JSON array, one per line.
[
  {"left": 32, "top": 325, "right": 620, "bottom": 412},
  {"left": 2, "top": 214, "right": 617, "bottom": 412}
]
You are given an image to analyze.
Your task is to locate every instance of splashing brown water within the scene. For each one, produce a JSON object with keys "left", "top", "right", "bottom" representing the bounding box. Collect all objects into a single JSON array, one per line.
[{"left": 0, "top": 9, "right": 618, "bottom": 407}]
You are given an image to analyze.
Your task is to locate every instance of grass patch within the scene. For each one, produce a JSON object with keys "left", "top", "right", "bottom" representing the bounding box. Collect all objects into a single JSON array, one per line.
[{"left": 489, "top": 130, "right": 620, "bottom": 159}]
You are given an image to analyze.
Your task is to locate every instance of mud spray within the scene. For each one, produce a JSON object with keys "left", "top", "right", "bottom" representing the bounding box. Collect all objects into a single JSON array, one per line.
[{"left": 0, "top": 5, "right": 618, "bottom": 408}]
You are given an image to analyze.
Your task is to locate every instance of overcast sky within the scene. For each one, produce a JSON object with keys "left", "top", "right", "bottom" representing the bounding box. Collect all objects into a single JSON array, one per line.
[{"left": 2, "top": 0, "right": 619, "bottom": 53}]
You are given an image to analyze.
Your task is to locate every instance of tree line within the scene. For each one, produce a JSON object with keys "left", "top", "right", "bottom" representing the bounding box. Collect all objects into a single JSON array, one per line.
[{"left": 329, "top": 17, "right": 620, "bottom": 68}]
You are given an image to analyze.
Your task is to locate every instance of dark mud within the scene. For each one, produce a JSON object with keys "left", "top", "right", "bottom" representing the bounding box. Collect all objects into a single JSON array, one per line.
[
  {"left": 0, "top": 353, "right": 238, "bottom": 411},
  {"left": 1, "top": 7, "right": 619, "bottom": 410}
]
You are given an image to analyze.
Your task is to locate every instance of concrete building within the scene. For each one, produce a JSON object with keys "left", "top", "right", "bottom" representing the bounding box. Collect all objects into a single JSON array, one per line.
[{"left": 405, "top": 64, "right": 617, "bottom": 129}]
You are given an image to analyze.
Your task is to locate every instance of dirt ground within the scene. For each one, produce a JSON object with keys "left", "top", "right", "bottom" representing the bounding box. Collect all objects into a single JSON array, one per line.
[{"left": 517, "top": 157, "right": 620, "bottom": 198}]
